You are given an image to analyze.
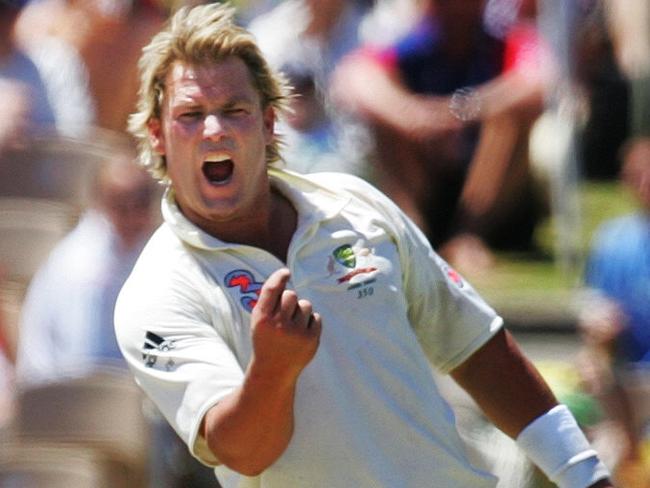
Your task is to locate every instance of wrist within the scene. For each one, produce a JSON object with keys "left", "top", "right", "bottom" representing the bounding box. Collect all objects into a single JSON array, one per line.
[
  {"left": 516, "top": 404, "right": 611, "bottom": 488},
  {"left": 449, "top": 86, "right": 482, "bottom": 122},
  {"left": 246, "top": 356, "right": 302, "bottom": 392}
]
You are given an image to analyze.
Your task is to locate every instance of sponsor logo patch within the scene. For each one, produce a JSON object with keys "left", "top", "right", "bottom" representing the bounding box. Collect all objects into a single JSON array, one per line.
[
  {"left": 224, "top": 269, "right": 264, "bottom": 312},
  {"left": 142, "top": 331, "right": 176, "bottom": 370}
]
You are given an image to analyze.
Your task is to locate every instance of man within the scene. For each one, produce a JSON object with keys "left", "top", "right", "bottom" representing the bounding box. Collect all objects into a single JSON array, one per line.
[
  {"left": 16, "top": 145, "right": 214, "bottom": 488},
  {"left": 115, "top": 4, "right": 613, "bottom": 487},
  {"left": 13, "top": 0, "right": 167, "bottom": 135},
  {"left": 247, "top": 0, "right": 382, "bottom": 178},
  {"left": 578, "top": 136, "right": 650, "bottom": 478},
  {"left": 16, "top": 150, "right": 156, "bottom": 385},
  {"left": 331, "top": 0, "right": 551, "bottom": 271},
  {"left": 0, "top": 0, "right": 56, "bottom": 156}
]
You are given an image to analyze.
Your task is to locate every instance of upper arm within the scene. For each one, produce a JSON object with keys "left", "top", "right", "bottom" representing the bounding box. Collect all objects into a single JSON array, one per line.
[
  {"left": 396, "top": 211, "right": 503, "bottom": 371},
  {"left": 114, "top": 260, "right": 245, "bottom": 466}
]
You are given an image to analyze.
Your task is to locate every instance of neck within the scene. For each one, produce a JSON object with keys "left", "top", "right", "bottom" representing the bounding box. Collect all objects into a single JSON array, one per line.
[
  {"left": 259, "top": 188, "right": 298, "bottom": 263},
  {"left": 192, "top": 187, "right": 297, "bottom": 263}
]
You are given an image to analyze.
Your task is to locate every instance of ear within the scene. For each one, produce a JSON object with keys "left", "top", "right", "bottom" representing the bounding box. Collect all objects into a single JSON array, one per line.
[
  {"left": 262, "top": 105, "right": 275, "bottom": 145},
  {"left": 147, "top": 118, "right": 166, "bottom": 155}
]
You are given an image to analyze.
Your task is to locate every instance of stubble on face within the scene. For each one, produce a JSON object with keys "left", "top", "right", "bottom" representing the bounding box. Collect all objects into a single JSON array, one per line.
[{"left": 153, "top": 57, "right": 276, "bottom": 240}]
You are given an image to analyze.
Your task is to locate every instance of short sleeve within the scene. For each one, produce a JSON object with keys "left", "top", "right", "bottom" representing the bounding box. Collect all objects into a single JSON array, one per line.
[
  {"left": 503, "top": 22, "right": 555, "bottom": 83},
  {"left": 332, "top": 173, "right": 504, "bottom": 373},
  {"left": 114, "top": 250, "right": 244, "bottom": 467},
  {"left": 395, "top": 210, "right": 503, "bottom": 373}
]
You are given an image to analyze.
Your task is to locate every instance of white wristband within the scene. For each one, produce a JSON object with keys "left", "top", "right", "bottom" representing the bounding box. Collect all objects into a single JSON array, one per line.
[{"left": 516, "top": 404, "right": 610, "bottom": 488}]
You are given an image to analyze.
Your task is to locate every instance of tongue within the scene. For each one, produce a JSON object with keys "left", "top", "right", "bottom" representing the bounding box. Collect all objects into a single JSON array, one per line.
[{"left": 203, "top": 160, "right": 233, "bottom": 183}]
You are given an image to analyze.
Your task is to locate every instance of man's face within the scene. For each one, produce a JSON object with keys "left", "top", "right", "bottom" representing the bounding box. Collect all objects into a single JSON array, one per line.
[
  {"left": 102, "top": 179, "right": 155, "bottom": 249},
  {"left": 148, "top": 57, "right": 275, "bottom": 230}
]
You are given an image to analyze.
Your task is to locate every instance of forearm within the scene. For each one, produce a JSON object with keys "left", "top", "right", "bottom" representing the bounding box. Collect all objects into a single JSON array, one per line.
[
  {"left": 201, "top": 363, "right": 299, "bottom": 476},
  {"left": 473, "top": 70, "right": 545, "bottom": 121},
  {"left": 457, "top": 113, "right": 522, "bottom": 225},
  {"left": 451, "top": 329, "right": 612, "bottom": 487},
  {"left": 333, "top": 55, "right": 460, "bottom": 138},
  {"left": 201, "top": 268, "right": 322, "bottom": 476},
  {"left": 344, "top": 59, "right": 424, "bottom": 131},
  {"left": 451, "top": 328, "right": 557, "bottom": 437}
]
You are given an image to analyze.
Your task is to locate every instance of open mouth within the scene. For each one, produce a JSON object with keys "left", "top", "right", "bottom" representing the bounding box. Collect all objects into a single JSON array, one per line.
[{"left": 202, "top": 159, "right": 234, "bottom": 185}]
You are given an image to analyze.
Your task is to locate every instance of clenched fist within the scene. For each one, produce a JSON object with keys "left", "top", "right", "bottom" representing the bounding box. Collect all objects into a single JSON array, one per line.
[{"left": 249, "top": 268, "right": 322, "bottom": 385}]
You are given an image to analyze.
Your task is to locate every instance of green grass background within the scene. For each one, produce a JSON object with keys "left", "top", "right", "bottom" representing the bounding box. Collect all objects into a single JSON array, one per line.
[{"left": 470, "top": 181, "right": 637, "bottom": 328}]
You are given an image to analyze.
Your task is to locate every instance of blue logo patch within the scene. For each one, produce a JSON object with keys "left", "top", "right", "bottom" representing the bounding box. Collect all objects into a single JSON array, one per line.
[{"left": 224, "top": 269, "right": 264, "bottom": 312}]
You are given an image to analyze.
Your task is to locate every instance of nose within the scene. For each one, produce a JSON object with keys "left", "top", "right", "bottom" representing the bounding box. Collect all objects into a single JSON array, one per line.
[{"left": 203, "top": 113, "right": 225, "bottom": 140}]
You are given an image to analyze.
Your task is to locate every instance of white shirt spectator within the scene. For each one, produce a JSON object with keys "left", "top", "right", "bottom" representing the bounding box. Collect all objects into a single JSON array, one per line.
[{"left": 16, "top": 209, "right": 147, "bottom": 387}]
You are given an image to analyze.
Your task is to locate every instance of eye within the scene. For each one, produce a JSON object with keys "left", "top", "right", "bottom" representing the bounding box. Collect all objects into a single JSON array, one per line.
[
  {"left": 178, "top": 110, "right": 203, "bottom": 121},
  {"left": 224, "top": 104, "right": 251, "bottom": 116},
  {"left": 224, "top": 108, "right": 245, "bottom": 116}
]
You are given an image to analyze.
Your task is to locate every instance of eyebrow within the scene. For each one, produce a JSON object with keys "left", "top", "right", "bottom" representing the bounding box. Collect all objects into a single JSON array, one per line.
[{"left": 171, "top": 90, "right": 258, "bottom": 108}]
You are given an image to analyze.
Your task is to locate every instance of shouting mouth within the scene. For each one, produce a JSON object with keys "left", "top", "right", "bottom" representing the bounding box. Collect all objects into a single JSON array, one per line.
[{"left": 202, "top": 156, "right": 234, "bottom": 185}]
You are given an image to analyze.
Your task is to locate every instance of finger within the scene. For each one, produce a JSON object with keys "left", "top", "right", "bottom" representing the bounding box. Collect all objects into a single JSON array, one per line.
[
  {"left": 307, "top": 312, "right": 322, "bottom": 333},
  {"left": 255, "top": 268, "right": 291, "bottom": 316},
  {"left": 292, "top": 299, "right": 313, "bottom": 327},
  {"left": 279, "top": 289, "right": 299, "bottom": 322}
]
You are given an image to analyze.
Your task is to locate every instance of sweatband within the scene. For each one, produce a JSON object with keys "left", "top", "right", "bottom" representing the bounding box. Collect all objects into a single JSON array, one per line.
[{"left": 516, "top": 404, "right": 610, "bottom": 488}]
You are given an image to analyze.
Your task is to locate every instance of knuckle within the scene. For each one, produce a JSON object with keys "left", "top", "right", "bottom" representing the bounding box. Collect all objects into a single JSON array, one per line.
[
  {"left": 281, "top": 291, "right": 298, "bottom": 309},
  {"left": 297, "top": 298, "right": 312, "bottom": 312},
  {"left": 282, "top": 289, "right": 298, "bottom": 300}
]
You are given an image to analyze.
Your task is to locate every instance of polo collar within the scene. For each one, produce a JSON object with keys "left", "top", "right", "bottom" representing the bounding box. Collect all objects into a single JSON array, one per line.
[{"left": 162, "top": 168, "right": 350, "bottom": 251}]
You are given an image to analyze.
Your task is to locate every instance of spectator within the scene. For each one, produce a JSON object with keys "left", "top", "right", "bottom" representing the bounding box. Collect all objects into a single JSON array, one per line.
[
  {"left": 0, "top": 0, "right": 57, "bottom": 155},
  {"left": 604, "top": 0, "right": 650, "bottom": 138},
  {"left": 578, "top": 135, "right": 650, "bottom": 483},
  {"left": 248, "top": 0, "right": 374, "bottom": 89},
  {"left": 14, "top": 0, "right": 167, "bottom": 135},
  {"left": 276, "top": 61, "right": 355, "bottom": 175},
  {"left": 333, "top": 0, "right": 553, "bottom": 272},
  {"left": 574, "top": 1, "right": 630, "bottom": 180},
  {"left": 248, "top": 0, "right": 411, "bottom": 177},
  {"left": 15, "top": 149, "right": 157, "bottom": 386},
  {"left": 1, "top": 0, "right": 55, "bottom": 427}
]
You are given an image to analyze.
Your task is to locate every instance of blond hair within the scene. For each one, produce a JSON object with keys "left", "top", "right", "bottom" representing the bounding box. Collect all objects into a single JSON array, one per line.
[{"left": 128, "top": 2, "right": 291, "bottom": 181}]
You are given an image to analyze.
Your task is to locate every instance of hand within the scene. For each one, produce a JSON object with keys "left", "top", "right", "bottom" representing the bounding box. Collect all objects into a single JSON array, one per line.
[
  {"left": 438, "top": 233, "right": 494, "bottom": 277},
  {"left": 577, "top": 297, "right": 625, "bottom": 348},
  {"left": 410, "top": 96, "right": 465, "bottom": 140},
  {"left": 249, "top": 268, "right": 322, "bottom": 385}
]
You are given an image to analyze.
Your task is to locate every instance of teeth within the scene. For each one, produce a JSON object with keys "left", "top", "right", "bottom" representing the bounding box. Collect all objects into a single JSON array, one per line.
[{"left": 204, "top": 154, "right": 230, "bottom": 163}]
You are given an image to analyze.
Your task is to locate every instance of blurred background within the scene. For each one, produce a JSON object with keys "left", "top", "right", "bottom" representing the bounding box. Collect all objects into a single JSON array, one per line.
[{"left": 0, "top": 0, "right": 649, "bottom": 486}]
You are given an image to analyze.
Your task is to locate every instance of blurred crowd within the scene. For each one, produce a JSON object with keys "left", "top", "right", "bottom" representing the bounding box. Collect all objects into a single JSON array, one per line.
[{"left": 0, "top": 0, "right": 649, "bottom": 486}]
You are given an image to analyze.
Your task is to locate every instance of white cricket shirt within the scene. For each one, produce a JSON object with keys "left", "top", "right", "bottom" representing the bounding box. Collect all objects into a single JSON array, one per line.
[{"left": 115, "top": 168, "right": 503, "bottom": 487}]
